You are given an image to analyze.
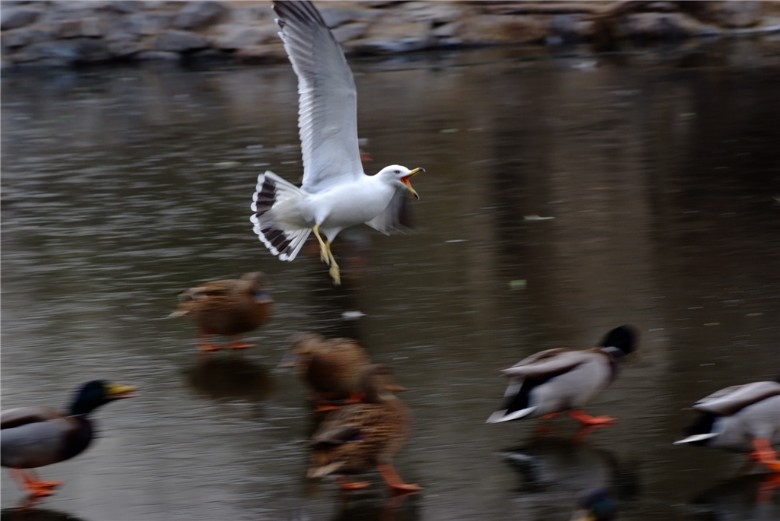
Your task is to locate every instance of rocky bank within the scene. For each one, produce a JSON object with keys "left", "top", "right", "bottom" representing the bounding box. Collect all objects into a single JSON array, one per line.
[{"left": 3, "top": 1, "right": 780, "bottom": 68}]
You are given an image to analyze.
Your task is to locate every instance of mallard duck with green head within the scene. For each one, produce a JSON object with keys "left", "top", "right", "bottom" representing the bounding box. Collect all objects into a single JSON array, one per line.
[
  {"left": 171, "top": 272, "right": 273, "bottom": 353},
  {"left": 307, "top": 364, "right": 420, "bottom": 494},
  {"left": 280, "top": 333, "right": 372, "bottom": 412},
  {"left": 1, "top": 380, "right": 135, "bottom": 501},
  {"left": 674, "top": 375, "right": 780, "bottom": 472},
  {"left": 487, "top": 325, "right": 638, "bottom": 429}
]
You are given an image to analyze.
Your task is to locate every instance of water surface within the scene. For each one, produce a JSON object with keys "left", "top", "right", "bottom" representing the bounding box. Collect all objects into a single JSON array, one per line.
[{"left": 3, "top": 41, "right": 780, "bottom": 520}]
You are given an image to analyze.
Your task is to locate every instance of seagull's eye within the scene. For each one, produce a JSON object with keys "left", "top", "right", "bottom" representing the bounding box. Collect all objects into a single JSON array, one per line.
[{"left": 394, "top": 169, "right": 401, "bottom": 174}]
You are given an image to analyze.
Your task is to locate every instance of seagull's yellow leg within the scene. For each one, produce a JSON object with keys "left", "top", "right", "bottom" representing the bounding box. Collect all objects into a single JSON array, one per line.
[
  {"left": 326, "top": 242, "right": 341, "bottom": 285},
  {"left": 312, "top": 225, "right": 330, "bottom": 265}
]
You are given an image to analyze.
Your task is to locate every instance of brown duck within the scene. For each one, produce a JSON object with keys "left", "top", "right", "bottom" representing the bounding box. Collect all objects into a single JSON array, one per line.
[
  {"left": 171, "top": 272, "right": 273, "bottom": 352},
  {"left": 308, "top": 364, "right": 420, "bottom": 494},
  {"left": 281, "top": 333, "right": 372, "bottom": 412}
]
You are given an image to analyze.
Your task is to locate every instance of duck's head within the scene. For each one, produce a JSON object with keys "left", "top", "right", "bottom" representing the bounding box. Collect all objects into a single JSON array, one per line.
[
  {"left": 359, "top": 364, "right": 406, "bottom": 401},
  {"left": 571, "top": 488, "right": 617, "bottom": 521},
  {"left": 69, "top": 380, "right": 135, "bottom": 416},
  {"left": 376, "top": 165, "right": 424, "bottom": 200},
  {"left": 278, "top": 332, "right": 324, "bottom": 369},
  {"left": 242, "top": 272, "right": 273, "bottom": 303},
  {"left": 599, "top": 325, "right": 638, "bottom": 359}
]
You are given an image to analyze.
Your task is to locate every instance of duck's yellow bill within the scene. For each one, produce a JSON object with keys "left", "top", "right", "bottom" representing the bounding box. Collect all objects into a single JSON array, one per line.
[{"left": 107, "top": 384, "right": 136, "bottom": 399}]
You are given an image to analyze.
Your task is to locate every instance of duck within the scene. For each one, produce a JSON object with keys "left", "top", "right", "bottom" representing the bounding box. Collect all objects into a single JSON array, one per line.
[
  {"left": 486, "top": 325, "right": 638, "bottom": 428},
  {"left": 171, "top": 272, "right": 273, "bottom": 353},
  {"left": 1, "top": 380, "right": 135, "bottom": 501},
  {"left": 571, "top": 488, "right": 617, "bottom": 521},
  {"left": 280, "top": 333, "right": 372, "bottom": 411},
  {"left": 674, "top": 375, "right": 780, "bottom": 473},
  {"left": 307, "top": 364, "right": 420, "bottom": 494}
]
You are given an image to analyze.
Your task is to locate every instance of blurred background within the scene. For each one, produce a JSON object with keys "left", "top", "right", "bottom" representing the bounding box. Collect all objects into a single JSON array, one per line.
[{"left": 2, "top": 1, "right": 780, "bottom": 520}]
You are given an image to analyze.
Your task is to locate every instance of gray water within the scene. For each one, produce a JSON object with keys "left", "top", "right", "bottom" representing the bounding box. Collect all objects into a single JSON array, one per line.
[{"left": 2, "top": 41, "right": 780, "bottom": 521}]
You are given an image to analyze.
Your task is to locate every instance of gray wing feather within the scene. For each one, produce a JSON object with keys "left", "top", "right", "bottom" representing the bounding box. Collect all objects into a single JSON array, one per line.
[
  {"left": 1, "top": 416, "right": 72, "bottom": 468},
  {"left": 274, "top": 1, "right": 363, "bottom": 193},
  {"left": 694, "top": 381, "right": 780, "bottom": 415},
  {"left": 1, "top": 406, "right": 63, "bottom": 429},
  {"left": 501, "top": 349, "right": 590, "bottom": 378}
]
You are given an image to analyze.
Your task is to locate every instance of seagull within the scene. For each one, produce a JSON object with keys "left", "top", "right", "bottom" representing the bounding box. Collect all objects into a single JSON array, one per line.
[{"left": 250, "top": 0, "right": 424, "bottom": 285}]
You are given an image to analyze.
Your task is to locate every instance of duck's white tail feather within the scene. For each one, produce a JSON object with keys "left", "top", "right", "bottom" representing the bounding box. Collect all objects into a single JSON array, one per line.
[
  {"left": 673, "top": 433, "right": 719, "bottom": 445},
  {"left": 250, "top": 171, "right": 311, "bottom": 261},
  {"left": 486, "top": 406, "right": 537, "bottom": 424}
]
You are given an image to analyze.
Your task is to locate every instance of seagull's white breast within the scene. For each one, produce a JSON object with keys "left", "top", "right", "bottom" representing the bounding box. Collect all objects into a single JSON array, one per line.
[{"left": 309, "top": 175, "right": 396, "bottom": 229}]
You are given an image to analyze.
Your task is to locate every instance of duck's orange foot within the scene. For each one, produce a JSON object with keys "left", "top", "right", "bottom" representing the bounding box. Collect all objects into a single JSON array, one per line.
[
  {"left": 338, "top": 479, "right": 370, "bottom": 491},
  {"left": 377, "top": 463, "right": 420, "bottom": 495},
  {"left": 751, "top": 439, "right": 780, "bottom": 473},
  {"left": 760, "top": 460, "right": 780, "bottom": 473},
  {"left": 569, "top": 410, "right": 615, "bottom": 426},
  {"left": 26, "top": 481, "right": 61, "bottom": 498},
  {"left": 314, "top": 404, "right": 342, "bottom": 413},
  {"left": 535, "top": 424, "right": 553, "bottom": 436},
  {"left": 198, "top": 344, "right": 221, "bottom": 353},
  {"left": 389, "top": 482, "right": 422, "bottom": 495},
  {"left": 228, "top": 341, "right": 254, "bottom": 350},
  {"left": 757, "top": 473, "right": 780, "bottom": 502}
]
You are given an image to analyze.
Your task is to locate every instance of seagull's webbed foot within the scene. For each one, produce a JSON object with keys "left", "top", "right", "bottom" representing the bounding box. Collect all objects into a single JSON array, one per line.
[
  {"left": 328, "top": 261, "right": 341, "bottom": 286},
  {"left": 322, "top": 240, "right": 341, "bottom": 285}
]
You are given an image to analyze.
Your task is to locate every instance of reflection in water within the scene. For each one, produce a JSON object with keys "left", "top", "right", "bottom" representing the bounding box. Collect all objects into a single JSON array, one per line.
[
  {"left": 688, "top": 474, "right": 780, "bottom": 521},
  {"left": 182, "top": 354, "right": 272, "bottom": 404},
  {"left": 327, "top": 493, "right": 419, "bottom": 521},
  {"left": 298, "top": 229, "right": 372, "bottom": 342},
  {"left": 499, "top": 436, "right": 641, "bottom": 520},
  {"left": 3, "top": 41, "right": 780, "bottom": 520},
  {"left": 499, "top": 436, "right": 639, "bottom": 498},
  {"left": 0, "top": 508, "right": 86, "bottom": 521}
]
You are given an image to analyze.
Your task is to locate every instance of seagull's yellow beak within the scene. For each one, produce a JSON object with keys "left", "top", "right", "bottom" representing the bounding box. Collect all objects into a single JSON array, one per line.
[{"left": 401, "top": 167, "right": 424, "bottom": 200}]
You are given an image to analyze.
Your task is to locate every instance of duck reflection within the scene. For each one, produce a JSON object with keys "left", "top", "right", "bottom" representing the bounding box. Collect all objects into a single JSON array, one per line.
[
  {"left": 499, "top": 436, "right": 639, "bottom": 500},
  {"left": 687, "top": 474, "right": 780, "bottom": 521},
  {"left": 182, "top": 354, "right": 272, "bottom": 404},
  {"left": 1, "top": 507, "right": 86, "bottom": 521},
  {"left": 328, "top": 492, "right": 419, "bottom": 521}
]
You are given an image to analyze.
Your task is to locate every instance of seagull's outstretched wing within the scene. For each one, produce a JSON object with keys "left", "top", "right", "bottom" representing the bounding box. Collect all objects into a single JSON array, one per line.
[{"left": 273, "top": 1, "right": 363, "bottom": 194}]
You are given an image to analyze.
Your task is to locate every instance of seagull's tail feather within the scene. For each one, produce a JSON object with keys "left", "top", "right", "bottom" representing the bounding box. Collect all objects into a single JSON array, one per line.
[{"left": 250, "top": 171, "right": 311, "bottom": 262}]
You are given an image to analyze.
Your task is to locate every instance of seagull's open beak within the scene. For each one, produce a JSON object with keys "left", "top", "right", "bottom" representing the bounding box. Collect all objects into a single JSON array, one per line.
[{"left": 401, "top": 167, "right": 424, "bottom": 200}]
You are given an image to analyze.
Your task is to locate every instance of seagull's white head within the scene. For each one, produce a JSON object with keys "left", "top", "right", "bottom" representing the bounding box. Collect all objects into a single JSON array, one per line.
[{"left": 376, "top": 165, "right": 424, "bottom": 200}]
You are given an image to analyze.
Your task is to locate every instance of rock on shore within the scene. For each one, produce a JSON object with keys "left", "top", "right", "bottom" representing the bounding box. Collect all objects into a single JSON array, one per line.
[{"left": 2, "top": 1, "right": 780, "bottom": 68}]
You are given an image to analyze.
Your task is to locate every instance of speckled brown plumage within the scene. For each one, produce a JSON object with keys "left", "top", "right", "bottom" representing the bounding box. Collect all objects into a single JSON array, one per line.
[
  {"left": 172, "top": 272, "right": 273, "bottom": 352},
  {"left": 307, "top": 364, "right": 420, "bottom": 494},
  {"left": 287, "top": 333, "right": 371, "bottom": 407}
]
